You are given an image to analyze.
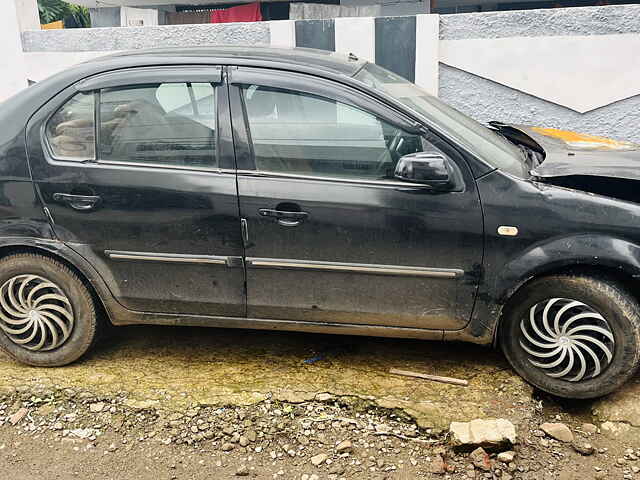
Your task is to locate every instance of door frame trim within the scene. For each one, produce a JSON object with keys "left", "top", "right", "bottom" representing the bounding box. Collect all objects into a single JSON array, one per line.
[
  {"left": 246, "top": 257, "right": 463, "bottom": 278},
  {"left": 105, "top": 250, "right": 239, "bottom": 266},
  {"left": 234, "top": 169, "right": 431, "bottom": 188}
]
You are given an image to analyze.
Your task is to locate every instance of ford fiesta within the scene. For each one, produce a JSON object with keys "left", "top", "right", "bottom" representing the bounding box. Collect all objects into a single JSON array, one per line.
[{"left": 1, "top": 46, "right": 639, "bottom": 399}]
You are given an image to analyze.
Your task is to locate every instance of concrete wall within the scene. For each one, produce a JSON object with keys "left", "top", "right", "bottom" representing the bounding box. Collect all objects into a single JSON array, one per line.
[
  {"left": 1, "top": 0, "right": 29, "bottom": 101},
  {"left": 22, "top": 22, "right": 270, "bottom": 52},
  {"left": 13, "top": 4, "right": 640, "bottom": 143},
  {"left": 437, "top": 5, "right": 640, "bottom": 142}
]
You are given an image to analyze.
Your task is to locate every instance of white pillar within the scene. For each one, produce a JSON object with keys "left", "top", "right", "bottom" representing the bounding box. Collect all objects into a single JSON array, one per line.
[
  {"left": 0, "top": 0, "right": 30, "bottom": 101},
  {"left": 15, "top": 0, "right": 41, "bottom": 32},
  {"left": 269, "top": 20, "right": 296, "bottom": 48},
  {"left": 415, "top": 14, "right": 440, "bottom": 96}
]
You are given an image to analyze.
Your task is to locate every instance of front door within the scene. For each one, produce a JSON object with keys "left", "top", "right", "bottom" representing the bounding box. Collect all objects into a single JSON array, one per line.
[
  {"left": 26, "top": 67, "right": 245, "bottom": 316},
  {"left": 230, "top": 68, "right": 483, "bottom": 330}
]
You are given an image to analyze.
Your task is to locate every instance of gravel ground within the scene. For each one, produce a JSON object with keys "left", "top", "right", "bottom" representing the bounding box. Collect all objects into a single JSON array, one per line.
[{"left": 0, "top": 325, "right": 638, "bottom": 479}]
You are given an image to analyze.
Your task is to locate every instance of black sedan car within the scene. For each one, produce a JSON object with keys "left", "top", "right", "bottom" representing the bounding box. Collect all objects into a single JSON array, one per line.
[{"left": 0, "top": 46, "right": 639, "bottom": 399}]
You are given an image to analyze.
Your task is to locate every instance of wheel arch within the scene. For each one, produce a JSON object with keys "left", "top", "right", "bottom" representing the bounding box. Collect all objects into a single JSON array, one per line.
[
  {"left": 493, "top": 236, "right": 640, "bottom": 346},
  {"left": 0, "top": 241, "right": 115, "bottom": 326}
]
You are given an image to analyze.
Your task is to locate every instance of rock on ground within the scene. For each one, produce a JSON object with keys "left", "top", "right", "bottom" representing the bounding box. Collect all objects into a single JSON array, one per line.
[
  {"left": 310, "top": 453, "right": 328, "bottom": 466},
  {"left": 600, "top": 421, "right": 638, "bottom": 444},
  {"left": 449, "top": 418, "right": 517, "bottom": 451},
  {"left": 497, "top": 450, "right": 515, "bottom": 463},
  {"left": 335, "top": 440, "right": 353, "bottom": 453},
  {"left": 469, "top": 447, "right": 492, "bottom": 471},
  {"left": 541, "top": 422, "right": 574, "bottom": 443}
]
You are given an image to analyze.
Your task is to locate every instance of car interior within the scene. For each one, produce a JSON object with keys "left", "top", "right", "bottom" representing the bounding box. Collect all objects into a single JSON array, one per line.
[
  {"left": 99, "top": 83, "right": 216, "bottom": 168},
  {"left": 242, "top": 85, "right": 424, "bottom": 179}
]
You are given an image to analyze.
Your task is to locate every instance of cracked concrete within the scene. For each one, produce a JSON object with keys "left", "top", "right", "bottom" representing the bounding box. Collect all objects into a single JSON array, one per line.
[
  {"left": 591, "top": 376, "right": 640, "bottom": 444},
  {"left": 0, "top": 326, "right": 533, "bottom": 432},
  {"left": 0, "top": 325, "right": 637, "bottom": 439},
  {"left": 593, "top": 377, "right": 640, "bottom": 428}
]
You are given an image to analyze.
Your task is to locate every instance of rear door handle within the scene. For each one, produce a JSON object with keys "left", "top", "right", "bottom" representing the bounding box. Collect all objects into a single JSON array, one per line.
[
  {"left": 52, "top": 193, "right": 101, "bottom": 211},
  {"left": 258, "top": 208, "right": 308, "bottom": 226}
]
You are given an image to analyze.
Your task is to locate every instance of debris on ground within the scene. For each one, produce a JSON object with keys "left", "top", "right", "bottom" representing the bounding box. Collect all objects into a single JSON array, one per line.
[
  {"left": 0, "top": 328, "right": 637, "bottom": 479},
  {"left": 389, "top": 368, "right": 469, "bottom": 386},
  {"left": 0, "top": 381, "right": 638, "bottom": 479}
]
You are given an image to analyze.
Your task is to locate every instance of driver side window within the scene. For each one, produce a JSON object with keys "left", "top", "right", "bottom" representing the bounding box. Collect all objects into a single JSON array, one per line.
[{"left": 241, "top": 85, "right": 427, "bottom": 181}]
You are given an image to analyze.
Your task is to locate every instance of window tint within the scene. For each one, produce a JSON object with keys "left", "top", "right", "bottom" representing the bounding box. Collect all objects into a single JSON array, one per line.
[
  {"left": 241, "top": 85, "right": 426, "bottom": 180},
  {"left": 46, "top": 92, "right": 95, "bottom": 161},
  {"left": 99, "top": 83, "right": 216, "bottom": 168}
]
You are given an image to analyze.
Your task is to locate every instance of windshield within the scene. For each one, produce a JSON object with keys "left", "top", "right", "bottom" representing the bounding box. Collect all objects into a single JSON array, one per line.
[{"left": 354, "top": 63, "right": 527, "bottom": 177}]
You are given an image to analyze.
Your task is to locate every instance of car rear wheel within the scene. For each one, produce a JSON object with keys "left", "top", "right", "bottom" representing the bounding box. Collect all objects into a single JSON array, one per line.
[
  {"left": 500, "top": 274, "right": 640, "bottom": 399},
  {"left": 0, "top": 253, "right": 101, "bottom": 366}
]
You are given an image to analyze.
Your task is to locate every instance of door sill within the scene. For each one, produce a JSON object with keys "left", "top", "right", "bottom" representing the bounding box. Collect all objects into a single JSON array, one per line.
[{"left": 112, "top": 312, "right": 444, "bottom": 341}]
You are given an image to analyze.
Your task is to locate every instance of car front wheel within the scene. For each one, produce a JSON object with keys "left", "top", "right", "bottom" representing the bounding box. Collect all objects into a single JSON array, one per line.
[{"left": 500, "top": 274, "right": 640, "bottom": 399}]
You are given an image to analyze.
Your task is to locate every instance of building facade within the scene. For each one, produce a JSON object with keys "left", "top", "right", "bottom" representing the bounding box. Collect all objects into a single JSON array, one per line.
[{"left": 2, "top": 1, "right": 640, "bottom": 145}]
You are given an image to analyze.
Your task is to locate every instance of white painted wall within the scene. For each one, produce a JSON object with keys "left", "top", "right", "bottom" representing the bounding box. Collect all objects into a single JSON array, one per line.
[
  {"left": 9, "top": 8, "right": 639, "bottom": 116},
  {"left": 24, "top": 52, "right": 114, "bottom": 83},
  {"left": 269, "top": 20, "right": 295, "bottom": 48},
  {"left": 440, "top": 33, "right": 640, "bottom": 113},
  {"left": 334, "top": 16, "right": 375, "bottom": 62},
  {"left": 120, "top": 6, "right": 159, "bottom": 26},
  {"left": 1, "top": 0, "right": 29, "bottom": 102}
]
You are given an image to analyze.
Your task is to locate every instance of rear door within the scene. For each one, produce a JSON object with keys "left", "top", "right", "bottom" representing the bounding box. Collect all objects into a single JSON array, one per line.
[
  {"left": 26, "top": 67, "right": 245, "bottom": 316},
  {"left": 229, "top": 67, "right": 483, "bottom": 330}
]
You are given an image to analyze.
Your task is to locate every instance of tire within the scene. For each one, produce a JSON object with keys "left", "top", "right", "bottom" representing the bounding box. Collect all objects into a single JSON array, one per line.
[
  {"left": 0, "top": 253, "right": 101, "bottom": 366},
  {"left": 499, "top": 274, "right": 640, "bottom": 399}
]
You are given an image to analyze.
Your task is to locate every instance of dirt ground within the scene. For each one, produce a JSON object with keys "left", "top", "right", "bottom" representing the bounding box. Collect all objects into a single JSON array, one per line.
[{"left": 0, "top": 325, "right": 639, "bottom": 479}]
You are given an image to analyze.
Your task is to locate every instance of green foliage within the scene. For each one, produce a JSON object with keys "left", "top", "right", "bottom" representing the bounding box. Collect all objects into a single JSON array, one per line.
[
  {"left": 67, "top": 3, "right": 91, "bottom": 27},
  {"left": 38, "top": 0, "right": 91, "bottom": 27},
  {"left": 38, "top": 0, "right": 65, "bottom": 23}
]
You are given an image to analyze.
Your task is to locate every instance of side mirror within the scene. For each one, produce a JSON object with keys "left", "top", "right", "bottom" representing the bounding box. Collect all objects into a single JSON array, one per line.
[{"left": 394, "top": 152, "right": 454, "bottom": 189}]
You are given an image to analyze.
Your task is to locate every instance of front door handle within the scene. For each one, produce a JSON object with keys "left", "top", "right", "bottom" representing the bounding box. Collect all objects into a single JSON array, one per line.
[
  {"left": 52, "top": 193, "right": 101, "bottom": 211},
  {"left": 258, "top": 208, "right": 309, "bottom": 227}
]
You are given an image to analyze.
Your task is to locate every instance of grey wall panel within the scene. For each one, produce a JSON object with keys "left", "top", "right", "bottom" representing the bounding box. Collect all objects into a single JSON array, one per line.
[
  {"left": 295, "top": 19, "right": 335, "bottom": 51},
  {"left": 381, "top": 1, "right": 428, "bottom": 16},
  {"left": 375, "top": 16, "right": 416, "bottom": 82},
  {"left": 22, "top": 22, "right": 270, "bottom": 52},
  {"left": 439, "top": 64, "right": 640, "bottom": 144},
  {"left": 89, "top": 7, "right": 121, "bottom": 28},
  {"left": 440, "top": 4, "right": 640, "bottom": 40}
]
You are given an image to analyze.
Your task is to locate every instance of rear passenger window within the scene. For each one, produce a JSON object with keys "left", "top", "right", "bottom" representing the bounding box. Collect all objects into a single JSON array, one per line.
[
  {"left": 99, "top": 83, "right": 216, "bottom": 168},
  {"left": 46, "top": 92, "right": 95, "bottom": 161}
]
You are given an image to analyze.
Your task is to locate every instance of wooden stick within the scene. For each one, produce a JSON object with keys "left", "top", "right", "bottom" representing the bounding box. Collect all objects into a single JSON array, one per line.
[
  {"left": 389, "top": 368, "right": 468, "bottom": 386},
  {"left": 370, "top": 432, "right": 439, "bottom": 444}
]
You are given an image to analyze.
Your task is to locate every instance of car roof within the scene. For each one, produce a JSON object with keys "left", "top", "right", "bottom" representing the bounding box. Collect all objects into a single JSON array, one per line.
[{"left": 89, "top": 46, "right": 366, "bottom": 78}]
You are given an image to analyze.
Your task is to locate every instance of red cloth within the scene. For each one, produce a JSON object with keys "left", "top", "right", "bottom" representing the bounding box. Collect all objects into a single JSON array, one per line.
[{"left": 210, "top": 2, "right": 262, "bottom": 24}]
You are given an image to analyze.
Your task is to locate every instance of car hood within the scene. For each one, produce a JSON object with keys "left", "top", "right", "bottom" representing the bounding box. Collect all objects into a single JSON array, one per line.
[{"left": 493, "top": 123, "right": 640, "bottom": 181}]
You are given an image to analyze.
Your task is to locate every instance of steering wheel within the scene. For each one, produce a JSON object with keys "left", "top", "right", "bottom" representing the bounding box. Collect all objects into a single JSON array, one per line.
[{"left": 374, "top": 129, "right": 404, "bottom": 178}]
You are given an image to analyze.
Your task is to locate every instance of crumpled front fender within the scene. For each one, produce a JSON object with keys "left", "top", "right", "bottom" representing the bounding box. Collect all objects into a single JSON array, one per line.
[{"left": 495, "top": 233, "right": 640, "bottom": 303}]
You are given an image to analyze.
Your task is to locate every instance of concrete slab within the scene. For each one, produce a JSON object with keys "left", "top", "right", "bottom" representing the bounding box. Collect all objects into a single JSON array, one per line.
[{"left": 0, "top": 326, "right": 535, "bottom": 432}]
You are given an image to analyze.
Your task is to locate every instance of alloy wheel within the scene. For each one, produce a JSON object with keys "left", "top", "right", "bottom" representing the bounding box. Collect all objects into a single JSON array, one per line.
[
  {"left": 0, "top": 274, "right": 74, "bottom": 351},
  {"left": 519, "top": 297, "right": 614, "bottom": 382}
]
